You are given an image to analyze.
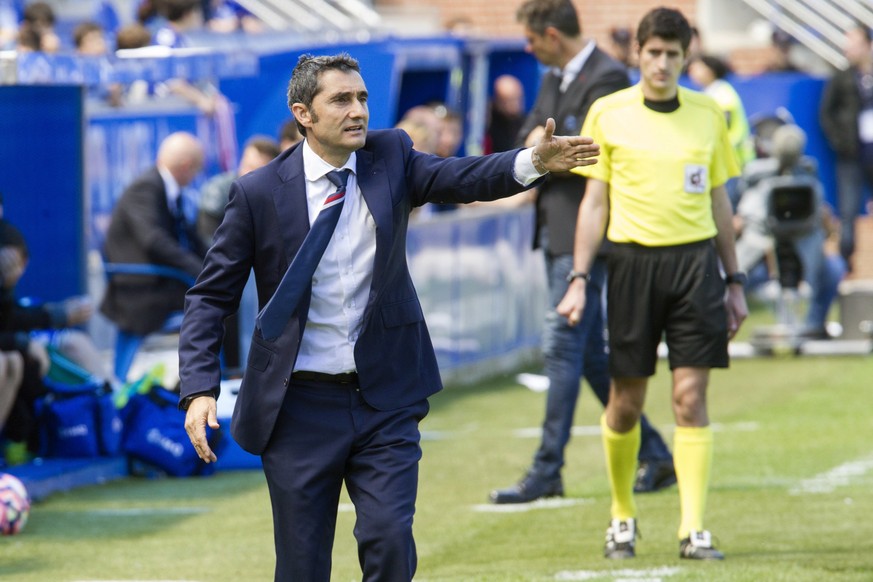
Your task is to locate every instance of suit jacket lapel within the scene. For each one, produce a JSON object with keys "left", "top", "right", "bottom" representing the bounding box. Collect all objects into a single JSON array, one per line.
[
  {"left": 355, "top": 149, "right": 391, "bottom": 286},
  {"left": 273, "top": 146, "right": 310, "bottom": 270}
]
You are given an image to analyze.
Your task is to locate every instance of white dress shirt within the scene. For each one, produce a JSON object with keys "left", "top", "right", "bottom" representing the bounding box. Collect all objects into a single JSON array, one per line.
[
  {"left": 294, "top": 140, "right": 545, "bottom": 374},
  {"left": 556, "top": 40, "right": 596, "bottom": 93}
]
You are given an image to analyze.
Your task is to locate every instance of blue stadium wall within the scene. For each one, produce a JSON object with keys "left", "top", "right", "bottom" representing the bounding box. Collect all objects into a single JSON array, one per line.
[{"left": 0, "top": 36, "right": 842, "bottom": 378}]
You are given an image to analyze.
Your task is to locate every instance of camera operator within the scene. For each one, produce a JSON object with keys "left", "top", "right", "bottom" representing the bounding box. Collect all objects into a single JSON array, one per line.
[{"left": 733, "top": 123, "right": 846, "bottom": 339}]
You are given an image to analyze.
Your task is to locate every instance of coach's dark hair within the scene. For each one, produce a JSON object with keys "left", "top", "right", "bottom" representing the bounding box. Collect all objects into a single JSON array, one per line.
[
  {"left": 515, "top": 0, "right": 580, "bottom": 38},
  {"left": 636, "top": 7, "right": 692, "bottom": 52},
  {"left": 286, "top": 53, "right": 361, "bottom": 137}
]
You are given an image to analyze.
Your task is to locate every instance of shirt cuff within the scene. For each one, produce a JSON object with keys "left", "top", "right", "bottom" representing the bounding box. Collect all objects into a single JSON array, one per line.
[{"left": 513, "top": 148, "right": 547, "bottom": 187}]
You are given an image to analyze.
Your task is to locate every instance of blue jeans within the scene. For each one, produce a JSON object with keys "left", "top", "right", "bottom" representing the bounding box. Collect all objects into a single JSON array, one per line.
[
  {"left": 835, "top": 156, "right": 873, "bottom": 262},
  {"left": 530, "top": 252, "right": 671, "bottom": 480},
  {"left": 806, "top": 253, "right": 847, "bottom": 330}
]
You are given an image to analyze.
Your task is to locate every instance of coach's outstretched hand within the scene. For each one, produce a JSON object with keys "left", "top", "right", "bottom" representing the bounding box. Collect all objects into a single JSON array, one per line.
[{"left": 533, "top": 117, "right": 599, "bottom": 173}]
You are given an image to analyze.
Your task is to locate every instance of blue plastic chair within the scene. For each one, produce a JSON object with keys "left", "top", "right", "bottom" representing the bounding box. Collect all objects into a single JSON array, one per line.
[{"left": 103, "top": 263, "right": 195, "bottom": 383}]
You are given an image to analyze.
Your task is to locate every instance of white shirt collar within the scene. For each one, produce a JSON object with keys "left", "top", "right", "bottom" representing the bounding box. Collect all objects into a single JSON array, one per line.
[
  {"left": 556, "top": 40, "right": 596, "bottom": 92},
  {"left": 302, "top": 139, "right": 357, "bottom": 182},
  {"left": 157, "top": 165, "right": 181, "bottom": 205}
]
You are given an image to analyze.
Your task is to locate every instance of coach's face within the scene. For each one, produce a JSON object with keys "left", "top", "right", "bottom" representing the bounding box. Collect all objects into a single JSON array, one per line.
[
  {"left": 638, "top": 36, "right": 684, "bottom": 101},
  {"left": 294, "top": 69, "right": 369, "bottom": 167}
]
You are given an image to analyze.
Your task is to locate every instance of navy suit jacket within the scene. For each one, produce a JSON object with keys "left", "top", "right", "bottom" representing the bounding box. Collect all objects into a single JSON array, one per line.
[{"left": 179, "top": 129, "right": 535, "bottom": 454}]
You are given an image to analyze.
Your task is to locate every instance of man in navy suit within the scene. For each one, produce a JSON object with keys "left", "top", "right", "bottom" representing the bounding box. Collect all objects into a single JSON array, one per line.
[{"left": 179, "top": 52, "right": 599, "bottom": 581}]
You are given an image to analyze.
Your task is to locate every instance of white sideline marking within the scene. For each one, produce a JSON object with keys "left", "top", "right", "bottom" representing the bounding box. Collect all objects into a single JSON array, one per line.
[
  {"left": 790, "top": 454, "right": 873, "bottom": 494},
  {"left": 85, "top": 507, "right": 208, "bottom": 516},
  {"left": 513, "top": 421, "right": 760, "bottom": 439},
  {"left": 554, "top": 566, "right": 681, "bottom": 581},
  {"left": 472, "top": 497, "right": 593, "bottom": 513}
]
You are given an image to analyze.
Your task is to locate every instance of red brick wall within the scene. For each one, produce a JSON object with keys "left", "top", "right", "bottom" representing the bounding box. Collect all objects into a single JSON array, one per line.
[{"left": 376, "top": 0, "right": 699, "bottom": 49}]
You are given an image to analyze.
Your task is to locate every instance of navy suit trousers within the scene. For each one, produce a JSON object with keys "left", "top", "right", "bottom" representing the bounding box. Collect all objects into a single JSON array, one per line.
[{"left": 261, "top": 378, "right": 429, "bottom": 581}]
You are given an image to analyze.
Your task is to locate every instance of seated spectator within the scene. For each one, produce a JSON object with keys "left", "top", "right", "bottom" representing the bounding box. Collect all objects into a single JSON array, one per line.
[
  {"left": 278, "top": 118, "right": 302, "bottom": 151},
  {"left": 0, "top": 0, "right": 22, "bottom": 49},
  {"left": 21, "top": 1, "right": 58, "bottom": 53},
  {"left": 0, "top": 217, "right": 106, "bottom": 464},
  {"left": 197, "top": 135, "right": 281, "bottom": 246},
  {"left": 432, "top": 103, "right": 464, "bottom": 158},
  {"left": 113, "top": 22, "right": 154, "bottom": 105},
  {"left": 485, "top": 74, "right": 525, "bottom": 154},
  {"left": 0, "top": 349, "right": 24, "bottom": 442},
  {"left": 74, "top": 21, "right": 123, "bottom": 107},
  {"left": 395, "top": 105, "right": 442, "bottom": 155},
  {"left": 14, "top": 22, "right": 40, "bottom": 52},
  {"left": 99, "top": 132, "right": 207, "bottom": 382},
  {"left": 73, "top": 21, "right": 109, "bottom": 56},
  {"left": 206, "top": 0, "right": 264, "bottom": 34},
  {"left": 116, "top": 21, "right": 153, "bottom": 50}
]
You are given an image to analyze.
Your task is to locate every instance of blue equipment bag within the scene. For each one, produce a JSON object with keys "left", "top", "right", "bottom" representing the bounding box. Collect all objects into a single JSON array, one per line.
[
  {"left": 35, "top": 347, "right": 122, "bottom": 458},
  {"left": 36, "top": 379, "right": 121, "bottom": 458},
  {"left": 121, "top": 385, "right": 220, "bottom": 477}
]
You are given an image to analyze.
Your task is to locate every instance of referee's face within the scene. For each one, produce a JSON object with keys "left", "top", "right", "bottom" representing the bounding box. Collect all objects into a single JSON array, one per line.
[{"left": 638, "top": 36, "right": 685, "bottom": 101}]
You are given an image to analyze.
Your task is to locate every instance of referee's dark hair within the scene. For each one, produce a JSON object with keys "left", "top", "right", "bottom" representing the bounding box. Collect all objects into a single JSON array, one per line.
[{"left": 636, "top": 7, "right": 693, "bottom": 53}]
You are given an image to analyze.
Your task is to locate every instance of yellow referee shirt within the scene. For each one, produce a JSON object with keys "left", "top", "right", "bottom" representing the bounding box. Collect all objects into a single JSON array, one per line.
[{"left": 574, "top": 84, "right": 740, "bottom": 246}]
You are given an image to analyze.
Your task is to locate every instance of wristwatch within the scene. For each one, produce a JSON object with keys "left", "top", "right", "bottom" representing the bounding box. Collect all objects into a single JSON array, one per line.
[
  {"left": 566, "top": 270, "right": 590, "bottom": 283},
  {"left": 179, "top": 390, "right": 217, "bottom": 411},
  {"left": 724, "top": 272, "right": 748, "bottom": 286}
]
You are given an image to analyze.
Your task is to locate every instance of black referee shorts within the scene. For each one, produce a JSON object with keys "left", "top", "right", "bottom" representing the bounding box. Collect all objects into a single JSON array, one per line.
[{"left": 606, "top": 239, "right": 729, "bottom": 377}]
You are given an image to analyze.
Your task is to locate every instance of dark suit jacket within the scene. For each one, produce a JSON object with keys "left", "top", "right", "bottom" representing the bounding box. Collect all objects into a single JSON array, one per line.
[
  {"left": 100, "top": 167, "right": 205, "bottom": 335},
  {"left": 518, "top": 46, "right": 629, "bottom": 255},
  {"left": 179, "top": 129, "right": 536, "bottom": 454},
  {"left": 820, "top": 67, "right": 862, "bottom": 160}
]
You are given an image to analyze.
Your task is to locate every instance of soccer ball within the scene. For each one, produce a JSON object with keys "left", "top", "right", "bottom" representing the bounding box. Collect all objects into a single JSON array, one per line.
[{"left": 0, "top": 473, "right": 31, "bottom": 535}]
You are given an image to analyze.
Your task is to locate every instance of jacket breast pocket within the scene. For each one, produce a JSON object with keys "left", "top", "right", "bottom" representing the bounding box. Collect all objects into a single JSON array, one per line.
[
  {"left": 247, "top": 341, "right": 274, "bottom": 372},
  {"left": 380, "top": 298, "right": 424, "bottom": 328}
]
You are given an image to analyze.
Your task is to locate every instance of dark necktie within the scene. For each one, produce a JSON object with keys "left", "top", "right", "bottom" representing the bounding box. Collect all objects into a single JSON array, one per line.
[
  {"left": 257, "top": 169, "right": 351, "bottom": 340},
  {"left": 174, "top": 193, "right": 190, "bottom": 251}
]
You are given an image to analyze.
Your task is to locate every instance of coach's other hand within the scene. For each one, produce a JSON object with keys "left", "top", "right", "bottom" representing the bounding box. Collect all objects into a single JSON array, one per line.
[
  {"left": 532, "top": 117, "right": 599, "bottom": 173},
  {"left": 184, "top": 395, "right": 220, "bottom": 463}
]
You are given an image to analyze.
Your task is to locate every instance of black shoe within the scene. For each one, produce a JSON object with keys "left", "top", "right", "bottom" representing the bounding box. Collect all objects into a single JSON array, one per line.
[
  {"left": 634, "top": 459, "right": 676, "bottom": 493},
  {"left": 489, "top": 473, "right": 563, "bottom": 504},
  {"left": 679, "top": 530, "right": 724, "bottom": 560},
  {"left": 604, "top": 518, "right": 638, "bottom": 559}
]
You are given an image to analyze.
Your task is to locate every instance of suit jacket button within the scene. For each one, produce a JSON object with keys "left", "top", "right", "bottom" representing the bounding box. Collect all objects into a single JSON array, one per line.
[{"left": 283, "top": 377, "right": 289, "bottom": 386}]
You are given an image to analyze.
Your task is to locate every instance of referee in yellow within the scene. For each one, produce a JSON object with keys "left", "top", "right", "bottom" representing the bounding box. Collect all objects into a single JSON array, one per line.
[{"left": 557, "top": 7, "right": 747, "bottom": 561}]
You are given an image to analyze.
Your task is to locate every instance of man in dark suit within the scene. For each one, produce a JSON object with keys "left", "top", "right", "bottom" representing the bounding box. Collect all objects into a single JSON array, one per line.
[
  {"left": 490, "top": 0, "right": 674, "bottom": 505},
  {"left": 819, "top": 21, "right": 873, "bottom": 271},
  {"left": 180, "top": 52, "right": 599, "bottom": 581},
  {"left": 100, "top": 131, "right": 206, "bottom": 380}
]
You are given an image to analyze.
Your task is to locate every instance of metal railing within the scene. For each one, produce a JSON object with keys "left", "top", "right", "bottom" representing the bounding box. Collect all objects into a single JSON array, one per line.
[
  {"left": 232, "top": 0, "right": 381, "bottom": 32},
  {"left": 740, "top": 0, "right": 873, "bottom": 70}
]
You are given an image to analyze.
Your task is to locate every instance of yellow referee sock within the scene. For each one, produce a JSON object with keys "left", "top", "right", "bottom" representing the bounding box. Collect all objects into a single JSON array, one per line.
[
  {"left": 674, "top": 425, "right": 714, "bottom": 539},
  {"left": 601, "top": 413, "right": 640, "bottom": 520}
]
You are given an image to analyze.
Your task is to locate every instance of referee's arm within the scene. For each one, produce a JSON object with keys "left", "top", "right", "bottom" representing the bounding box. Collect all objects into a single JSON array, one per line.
[{"left": 557, "top": 178, "right": 609, "bottom": 326}]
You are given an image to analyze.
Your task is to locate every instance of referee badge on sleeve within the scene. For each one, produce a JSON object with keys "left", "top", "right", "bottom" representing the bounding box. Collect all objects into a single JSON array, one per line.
[{"left": 684, "top": 164, "right": 708, "bottom": 194}]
